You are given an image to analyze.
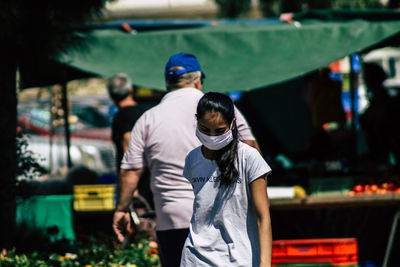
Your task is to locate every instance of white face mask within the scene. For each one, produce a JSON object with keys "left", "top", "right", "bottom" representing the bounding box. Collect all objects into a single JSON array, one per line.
[{"left": 196, "top": 126, "right": 234, "bottom": 150}]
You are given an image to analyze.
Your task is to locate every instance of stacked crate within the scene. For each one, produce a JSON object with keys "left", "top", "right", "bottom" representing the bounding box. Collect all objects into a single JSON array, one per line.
[
  {"left": 272, "top": 238, "right": 358, "bottom": 267},
  {"left": 73, "top": 184, "right": 116, "bottom": 211}
]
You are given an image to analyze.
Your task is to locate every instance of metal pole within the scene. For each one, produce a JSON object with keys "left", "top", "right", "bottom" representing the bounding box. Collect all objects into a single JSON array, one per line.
[
  {"left": 349, "top": 55, "right": 358, "bottom": 158},
  {"left": 383, "top": 209, "right": 400, "bottom": 267},
  {"left": 61, "top": 82, "right": 72, "bottom": 168},
  {"left": 49, "top": 87, "right": 54, "bottom": 171}
]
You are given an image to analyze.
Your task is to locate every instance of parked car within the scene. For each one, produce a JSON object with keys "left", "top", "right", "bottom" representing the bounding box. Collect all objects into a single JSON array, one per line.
[
  {"left": 16, "top": 133, "right": 116, "bottom": 195},
  {"left": 17, "top": 96, "right": 118, "bottom": 182},
  {"left": 25, "top": 134, "right": 116, "bottom": 177},
  {"left": 17, "top": 95, "right": 157, "bottom": 182},
  {"left": 18, "top": 96, "right": 115, "bottom": 140}
]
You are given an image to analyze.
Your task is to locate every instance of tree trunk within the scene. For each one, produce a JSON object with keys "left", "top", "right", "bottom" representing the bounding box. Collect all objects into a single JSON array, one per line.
[{"left": 0, "top": 60, "right": 17, "bottom": 249}]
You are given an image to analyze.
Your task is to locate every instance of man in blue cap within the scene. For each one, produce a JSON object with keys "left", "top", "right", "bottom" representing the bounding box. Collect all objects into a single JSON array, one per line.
[{"left": 113, "top": 52, "right": 259, "bottom": 267}]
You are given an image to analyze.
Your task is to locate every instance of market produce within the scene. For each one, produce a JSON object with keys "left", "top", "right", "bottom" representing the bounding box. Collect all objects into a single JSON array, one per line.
[
  {"left": 348, "top": 178, "right": 400, "bottom": 195},
  {"left": 293, "top": 185, "right": 307, "bottom": 197}
]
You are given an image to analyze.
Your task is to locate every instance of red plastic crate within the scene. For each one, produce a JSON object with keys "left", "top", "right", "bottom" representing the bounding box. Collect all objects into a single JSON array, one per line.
[{"left": 272, "top": 238, "right": 358, "bottom": 266}]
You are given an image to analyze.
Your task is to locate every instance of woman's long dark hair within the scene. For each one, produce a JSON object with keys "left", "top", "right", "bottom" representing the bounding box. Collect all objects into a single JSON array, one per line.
[{"left": 196, "top": 92, "right": 238, "bottom": 187}]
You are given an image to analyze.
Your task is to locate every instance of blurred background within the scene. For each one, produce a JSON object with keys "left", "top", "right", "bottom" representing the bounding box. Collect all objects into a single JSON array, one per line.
[{"left": 3, "top": 0, "right": 400, "bottom": 266}]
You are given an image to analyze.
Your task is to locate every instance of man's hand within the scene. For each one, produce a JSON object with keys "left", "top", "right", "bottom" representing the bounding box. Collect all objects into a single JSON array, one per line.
[
  {"left": 114, "top": 168, "right": 144, "bottom": 242},
  {"left": 112, "top": 210, "right": 133, "bottom": 243}
]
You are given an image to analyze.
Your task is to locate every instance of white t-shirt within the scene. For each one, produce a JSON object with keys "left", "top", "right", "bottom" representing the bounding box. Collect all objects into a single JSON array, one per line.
[
  {"left": 121, "top": 87, "right": 255, "bottom": 231},
  {"left": 180, "top": 142, "right": 271, "bottom": 267}
]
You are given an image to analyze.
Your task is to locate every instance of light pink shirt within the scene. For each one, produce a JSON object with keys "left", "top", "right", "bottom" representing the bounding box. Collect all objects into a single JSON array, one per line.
[{"left": 121, "top": 88, "right": 255, "bottom": 230}]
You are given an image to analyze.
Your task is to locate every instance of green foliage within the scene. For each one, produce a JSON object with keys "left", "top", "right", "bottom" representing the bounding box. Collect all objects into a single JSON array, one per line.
[
  {"left": 332, "top": 0, "right": 383, "bottom": 8},
  {"left": 16, "top": 132, "right": 46, "bottom": 180},
  {"left": 259, "top": 0, "right": 384, "bottom": 17},
  {"left": 388, "top": 0, "right": 400, "bottom": 8},
  {"left": 215, "top": 0, "right": 252, "bottom": 18},
  {"left": 0, "top": 0, "right": 112, "bottom": 67},
  {"left": 259, "top": 0, "right": 283, "bottom": 17},
  {"left": 0, "top": 251, "right": 47, "bottom": 267},
  {"left": 1, "top": 234, "right": 160, "bottom": 267}
]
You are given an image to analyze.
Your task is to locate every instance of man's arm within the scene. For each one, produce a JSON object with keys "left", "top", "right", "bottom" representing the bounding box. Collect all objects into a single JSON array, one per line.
[
  {"left": 113, "top": 168, "right": 144, "bottom": 243},
  {"left": 122, "top": 132, "right": 131, "bottom": 154},
  {"left": 121, "top": 132, "right": 140, "bottom": 197},
  {"left": 113, "top": 112, "right": 148, "bottom": 242}
]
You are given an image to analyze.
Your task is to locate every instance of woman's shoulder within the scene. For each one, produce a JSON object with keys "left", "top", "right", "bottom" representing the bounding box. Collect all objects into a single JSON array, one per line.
[
  {"left": 237, "top": 141, "right": 267, "bottom": 164},
  {"left": 237, "top": 141, "right": 272, "bottom": 179},
  {"left": 237, "top": 141, "right": 259, "bottom": 157},
  {"left": 186, "top": 145, "right": 203, "bottom": 159}
]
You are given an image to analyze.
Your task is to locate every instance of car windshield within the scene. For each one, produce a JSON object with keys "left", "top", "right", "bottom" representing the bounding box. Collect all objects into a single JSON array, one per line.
[
  {"left": 18, "top": 100, "right": 113, "bottom": 134},
  {"left": 71, "top": 106, "right": 111, "bottom": 128}
]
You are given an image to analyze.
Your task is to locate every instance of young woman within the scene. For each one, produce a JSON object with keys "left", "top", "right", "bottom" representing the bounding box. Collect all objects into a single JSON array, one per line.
[{"left": 180, "top": 92, "right": 272, "bottom": 267}]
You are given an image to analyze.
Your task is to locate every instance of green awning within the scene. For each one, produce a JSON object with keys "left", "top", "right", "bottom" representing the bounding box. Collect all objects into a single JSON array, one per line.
[{"left": 61, "top": 18, "right": 400, "bottom": 92}]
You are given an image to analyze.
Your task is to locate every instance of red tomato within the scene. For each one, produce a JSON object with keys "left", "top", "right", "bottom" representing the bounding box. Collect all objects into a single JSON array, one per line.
[
  {"left": 370, "top": 184, "right": 378, "bottom": 192},
  {"left": 354, "top": 184, "right": 363, "bottom": 193},
  {"left": 388, "top": 183, "right": 395, "bottom": 191}
]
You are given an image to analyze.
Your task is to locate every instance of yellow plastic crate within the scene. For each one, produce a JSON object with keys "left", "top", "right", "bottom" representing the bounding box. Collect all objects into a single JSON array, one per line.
[{"left": 73, "top": 184, "right": 116, "bottom": 211}]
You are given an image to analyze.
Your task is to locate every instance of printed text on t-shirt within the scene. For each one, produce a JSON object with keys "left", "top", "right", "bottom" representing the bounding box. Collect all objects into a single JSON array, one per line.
[{"left": 190, "top": 176, "right": 242, "bottom": 184}]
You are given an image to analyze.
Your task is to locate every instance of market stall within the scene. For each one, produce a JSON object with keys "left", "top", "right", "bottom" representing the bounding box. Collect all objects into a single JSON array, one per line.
[{"left": 17, "top": 9, "right": 400, "bottom": 266}]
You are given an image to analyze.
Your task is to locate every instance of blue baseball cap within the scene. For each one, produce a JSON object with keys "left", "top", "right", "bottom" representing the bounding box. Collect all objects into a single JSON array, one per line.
[{"left": 165, "top": 53, "right": 202, "bottom": 76}]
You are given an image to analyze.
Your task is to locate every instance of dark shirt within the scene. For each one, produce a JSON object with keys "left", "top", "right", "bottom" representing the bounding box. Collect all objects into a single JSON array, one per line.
[
  {"left": 111, "top": 105, "right": 147, "bottom": 172},
  {"left": 111, "top": 103, "right": 155, "bottom": 209}
]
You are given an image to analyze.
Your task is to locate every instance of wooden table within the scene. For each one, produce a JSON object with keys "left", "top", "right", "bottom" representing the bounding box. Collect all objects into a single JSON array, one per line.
[
  {"left": 270, "top": 193, "right": 400, "bottom": 210},
  {"left": 269, "top": 193, "right": 400, "bottom": 266}
]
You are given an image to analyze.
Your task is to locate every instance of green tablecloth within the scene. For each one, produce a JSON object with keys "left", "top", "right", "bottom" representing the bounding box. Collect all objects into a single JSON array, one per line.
[{"left": 16, "top": 195, "right": 75, "bottom": 242}]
